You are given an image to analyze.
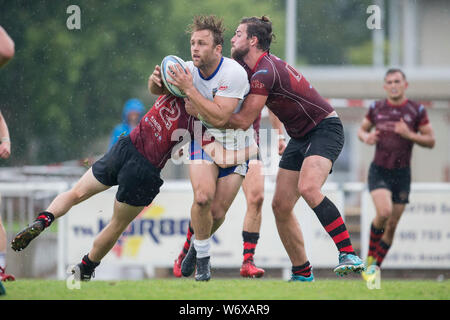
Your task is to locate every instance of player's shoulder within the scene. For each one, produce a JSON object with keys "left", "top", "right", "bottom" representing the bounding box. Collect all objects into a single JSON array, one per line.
[
  {"left": 369, "top": 99, "right": 385, "bottom": 110},
  {"left": 220, "top": 57, "right": 247, "bottom": 81},
  {"left": 407, "top": 99, "right": 426, "bottom": 112},
  {"left": 222, "top": 57, "right": 246, "bottom": 74}
]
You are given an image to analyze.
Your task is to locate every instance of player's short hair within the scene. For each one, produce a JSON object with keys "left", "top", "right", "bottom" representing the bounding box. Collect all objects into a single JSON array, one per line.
[
  {"left": 240, "top": 15, "right": 275, "bottom": 52},
  {"left": 385, "top": 68, "right": 407, "bottom": 80},
  {"left": 187, "top": 15, "right": 225, "bottom": 46}
]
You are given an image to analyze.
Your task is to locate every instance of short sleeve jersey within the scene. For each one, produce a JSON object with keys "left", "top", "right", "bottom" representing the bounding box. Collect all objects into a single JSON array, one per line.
[
  {"left": 244, "top": 53, "right": 334, "bottom": 139},
  {"left": 130, "top": 95, "right": 212, "bottom": 169},
  {"left": 186, "top": 57, "right": 255, "bottom": 150},
  {"left": 366, "top": 99, "right": 429, "bottom": 169}
]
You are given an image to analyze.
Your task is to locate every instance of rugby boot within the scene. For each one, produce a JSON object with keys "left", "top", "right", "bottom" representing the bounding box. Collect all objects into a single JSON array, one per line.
[
  {"left": 0, "top": 267, "right": 15, "bottom": 282},
  {"left": 240, "top": 260, "right": 265, "bottom": 278},
  {"left": 11, "top": 220, "right": 45, "bottom": 251},
  {"left": 194, "top": 256, "right": 211, "bottom": 281},
  {"left": 181, "top": 235, "right": 196, "bottom": 277},
  {"left": 334, "top": 252, "right": 365, "bottom": 276}
]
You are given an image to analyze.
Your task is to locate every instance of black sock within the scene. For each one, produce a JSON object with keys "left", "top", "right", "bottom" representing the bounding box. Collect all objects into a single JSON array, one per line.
[
  {"left": 82, "top": 254, "right": 100, "bottom": 271},
  {"left": 292, "top": 261, "right": 312, "bottom": 277},
  {"left": 35, "top": 211, "right": 55, "bottom": 228}
]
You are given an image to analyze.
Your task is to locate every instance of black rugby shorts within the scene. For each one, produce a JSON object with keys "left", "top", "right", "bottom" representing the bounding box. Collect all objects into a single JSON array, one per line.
[
  {"left": 279, "top": 117, "right": 344, "bottom": 172},
  {"left": 368, "top": 162, "right": 411, "bottom": 204},
  {"left": 92, "top": 136, "right": 163, "bottom": 207}
]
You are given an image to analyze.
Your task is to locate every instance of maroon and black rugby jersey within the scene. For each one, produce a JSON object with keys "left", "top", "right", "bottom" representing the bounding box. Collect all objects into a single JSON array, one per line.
[
  {"left": 130, "top": 95, "right": 212, "bottom": 169},
  {"left": 365, "top": 99, "right": 429, "bottom": 169},
  {"left": 241, "top": 52, "right": 334, "bottom": 139}
]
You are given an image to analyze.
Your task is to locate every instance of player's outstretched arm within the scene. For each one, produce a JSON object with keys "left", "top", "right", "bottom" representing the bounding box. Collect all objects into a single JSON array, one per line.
[
  {"left": 0, "top": 26, "right": 15, "bottom": 68},
  {"left": 0, "top": 111, "right": 11, "bottom": 159}
]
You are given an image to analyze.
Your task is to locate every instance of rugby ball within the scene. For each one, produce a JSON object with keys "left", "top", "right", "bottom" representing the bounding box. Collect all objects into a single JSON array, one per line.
[{"left": 161, "top": 55, "right": 188, "bottom": 98}]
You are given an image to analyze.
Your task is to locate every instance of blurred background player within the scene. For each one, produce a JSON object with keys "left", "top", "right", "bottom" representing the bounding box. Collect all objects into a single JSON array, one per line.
[
  {"left": 108, "top": 98, "right": 145, "bottom": 150},
  {"left": 173, "top": 111, "right": 286, "bottom": 278},
  {"left": 0, "top": 25, "right": 15, "bottom": 287},
  {"left": 225, "top": 16, "right": 365, "bottom": 280},
  {"left": 358, "top": 68, "right": 435, "bottom": 280}
]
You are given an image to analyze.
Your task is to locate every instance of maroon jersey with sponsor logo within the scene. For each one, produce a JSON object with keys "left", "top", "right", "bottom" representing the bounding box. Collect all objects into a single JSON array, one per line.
[
  {"left": 130, "top": 95, "right": 212, "bottom": 169},
  {"left": 241, "top": 52, "right": 334, "bottom": 139},
  {"left": 366, "top": 99, "right": 429, "bottom": 169}
]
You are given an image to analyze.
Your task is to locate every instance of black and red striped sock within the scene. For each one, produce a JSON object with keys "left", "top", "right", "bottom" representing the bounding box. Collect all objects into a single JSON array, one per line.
[
  {"left": 368, "top": 223, "right": 384, "bottom": 257},
  {"left": 313, "top": 197, "right": 355, "bottom": 255},
  {"left": 292, "top": 261, "right": 312, "bottom": 277},
  {"left": 182, "top": 221, "right": 195, "bottom": 255},
  {"left": 242, "top": 231, "right": 259, "bottom": 263},
  {"left": 35, "top": 211, "right": 55, "bottom": 228},
  {"left": 374, "top": 240, "right": 391, "bottom": 267}
]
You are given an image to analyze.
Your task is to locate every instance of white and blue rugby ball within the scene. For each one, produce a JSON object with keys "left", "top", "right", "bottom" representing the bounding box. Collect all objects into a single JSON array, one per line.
[{"left": 161, "top": 55, "right": 188, "bottom": 98}]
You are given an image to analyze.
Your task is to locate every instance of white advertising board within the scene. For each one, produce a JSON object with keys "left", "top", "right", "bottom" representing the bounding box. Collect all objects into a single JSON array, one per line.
[{"left": 59, "top": 181, "right": 345, "bottom": 279}]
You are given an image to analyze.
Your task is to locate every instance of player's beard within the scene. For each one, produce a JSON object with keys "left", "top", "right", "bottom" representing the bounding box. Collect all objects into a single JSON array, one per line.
[{"left": 231, "top": 45, "right": 249, "bottom": 61}]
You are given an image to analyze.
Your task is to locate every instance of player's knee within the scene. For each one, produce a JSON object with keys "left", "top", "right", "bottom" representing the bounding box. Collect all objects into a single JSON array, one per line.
[
  {"left": 247, "top": 192, "right": 264, "bottom": 211},
  {"left": 377, "top": 208, "right": 392, "bottom": 221},
  {"left": 272, "top": 197, "right": 292, "bottom": 217},
  {"left": 193, "top": 190, "right": 214, "bottom": 208},
  {"left": 298, "top": 182, "right": 319, "bottom": 203}
]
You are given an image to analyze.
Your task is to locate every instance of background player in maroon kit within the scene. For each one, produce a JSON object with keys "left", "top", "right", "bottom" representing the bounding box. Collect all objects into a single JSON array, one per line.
[
  {"left": 358, "top": 68, "right": 435, "bottom": 279},
  {"left": 11, "top": 90, "right": 255, "bottom": 280},
  {"left": 219, "top": 16, "right": 365, "bottom": 280}
]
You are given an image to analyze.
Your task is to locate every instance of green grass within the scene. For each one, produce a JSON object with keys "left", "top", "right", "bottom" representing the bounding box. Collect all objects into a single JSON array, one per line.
[{"left": 1, "top": 279, "right": 449, "bottom": 300}]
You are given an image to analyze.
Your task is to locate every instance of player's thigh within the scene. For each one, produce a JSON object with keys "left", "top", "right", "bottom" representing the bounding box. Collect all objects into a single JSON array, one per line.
[
  {"left": 272, "top": 168, "right": 300, "bottom": 214},
  {"left": 370, "top": 188, "right": 393, "bottom": 217},
  {"left": 110, "top": 199, "right": 144, "bottom": 229},
  {"left": 298, "top": 155, "right": 332, "bottom": 193},
  {"left": 211, "top": 173, "right": 244, "bottom": 220},
  {"left": 71, "top": 167, "right": 110, "bottom": 200},
  {"left": 189, "top": 160, "right": 219, "bottom": 202},
  {"left": 242, "top": 160, "right": 264, "bottom": 202}
]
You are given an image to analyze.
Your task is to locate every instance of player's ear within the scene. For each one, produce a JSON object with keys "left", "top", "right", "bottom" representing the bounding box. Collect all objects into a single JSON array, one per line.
[{"left": 250, "top": 36, "right": 258, "bottom": 47}]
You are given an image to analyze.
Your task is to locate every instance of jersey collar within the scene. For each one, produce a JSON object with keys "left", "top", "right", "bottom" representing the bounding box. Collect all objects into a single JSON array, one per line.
[
  {"left": 251, "top": 52, "right": 268, "bottom": 73},
  {"left": 386, "top": 98, "right": 408, "bottom": 108},
  {"left": 198, "top": 56, "right": 224, "bottom": 81}
]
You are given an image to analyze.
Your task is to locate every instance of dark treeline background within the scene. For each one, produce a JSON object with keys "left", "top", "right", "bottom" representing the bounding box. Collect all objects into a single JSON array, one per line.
[{"left": 0, "top": 0, "right": 372, "bottom": 166}]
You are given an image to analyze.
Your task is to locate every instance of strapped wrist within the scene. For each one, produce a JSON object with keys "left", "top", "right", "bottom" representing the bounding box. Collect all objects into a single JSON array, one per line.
[{"left": 1, "top": 137, "right": 10, "bottom": 143}]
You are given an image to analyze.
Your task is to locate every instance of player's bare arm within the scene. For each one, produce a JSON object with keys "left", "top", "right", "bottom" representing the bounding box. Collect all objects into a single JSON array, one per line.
[
  {"left": 0, "top": 26, "right": 15, "bottom": 68},
  {"left": 0, "top": 111, "right": 11, "bottom": 159},
  {"left": 268, "top": 110, "right": 287, "bottom": 155},
  {"left": 148, "top": 65, "right": 170, "bottom": 96},
  {"left": 203, "top": 141, "right": 258, "bottom": 169},
  {"left": 226, "top": 93, "right": 267, "bottom": 130},
  {"left": 168, "top": 64, "right": 240, "bottom": 127},
  {"left": 358, "top": 117, "right": 379, "bottom": 145},
  {"left": 394, "top": 120, "right": 435, "bottom": 148}
]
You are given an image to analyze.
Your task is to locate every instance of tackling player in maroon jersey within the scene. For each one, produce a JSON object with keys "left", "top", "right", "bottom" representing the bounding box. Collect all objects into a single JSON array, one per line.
[
  {"left": 195, "top": 16, "right": 365, "bottom": 280},
  {"left": 11, "top": 90, "right": 255, "bottom": 280},
  {"left": 358, "top": 68, "right": 435, "bottom": 280}
]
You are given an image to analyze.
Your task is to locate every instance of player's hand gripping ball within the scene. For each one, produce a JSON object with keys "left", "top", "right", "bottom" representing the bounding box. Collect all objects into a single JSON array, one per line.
[{"left": 161, "top": 55, "right": 188, "bottom": 98}]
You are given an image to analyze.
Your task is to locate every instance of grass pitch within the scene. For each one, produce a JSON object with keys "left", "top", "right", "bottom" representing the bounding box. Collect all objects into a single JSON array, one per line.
[{"left": 1, "top": 278, "right": 449, "bottom": 300}]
